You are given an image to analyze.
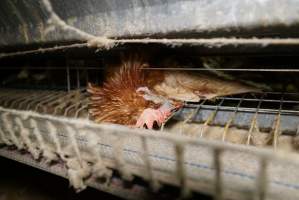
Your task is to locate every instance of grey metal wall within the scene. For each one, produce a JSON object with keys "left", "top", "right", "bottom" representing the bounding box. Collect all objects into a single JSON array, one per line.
[{"left": 0, "top": 0, "right": 299, "bottom": 47}]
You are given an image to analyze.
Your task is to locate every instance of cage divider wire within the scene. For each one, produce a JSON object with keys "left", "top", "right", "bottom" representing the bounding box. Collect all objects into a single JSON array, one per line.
[
  {"left": 213, "top": 148, "right": 223, "bottom": 200},
  {"left": 2, "top": 37, "right": 299, "bottom": 59},
  {"left": 199, "top": 98, "right": 225, "bottom": 137},
  {"left": 255, "top": 157, "right": 269, "bottom": 200},
  {"left": 64, "top": 98, "right": 87, "bottom": 117},
  {"left": 271, "top": 95, "right": 284, "bottom": 150},
  {"left": 175, "top": 100, "right": 207, "bottom": 137},
  {"left": 140, "top": 135, "right": 160, "bottom": 191},
  {"left": 183, "top": 100, "right": 208, "bottom": 128},
  {"left": 222, "top": 94, "right": 245, "bottom": 141},
  {"left": 11, "top": 92, "right": 40, "bottom": 108},
  {"left": 247, "top": 94, "right": 265, "bottom": 145},
  {"left": 35, "top": 91, "right": 64, "bottom": 112},
  {"left": 174, "top": 142, "right": 190, "bottom": 198},
  {"left": 28, "top": 91, "right": 64, "bottom": 111}
]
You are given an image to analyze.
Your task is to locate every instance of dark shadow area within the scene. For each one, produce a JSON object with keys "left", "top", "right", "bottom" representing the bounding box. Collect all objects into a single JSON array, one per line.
[{"left": 0, "top": 156, "right": 122, "bottom": 200}]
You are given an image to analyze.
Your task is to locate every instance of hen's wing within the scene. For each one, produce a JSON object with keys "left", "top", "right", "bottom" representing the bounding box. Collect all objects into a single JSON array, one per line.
[{"left": 152, "top": 71, "right": 259, "bottom": 102}]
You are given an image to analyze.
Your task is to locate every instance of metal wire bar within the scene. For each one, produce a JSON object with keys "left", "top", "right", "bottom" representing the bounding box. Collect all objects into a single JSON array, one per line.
[
  {"left": 59, "top": 91, "right": 87, "bottom": 115},
  {"left": 75, "top": 105, "right": 88, "bottom": 118},
  {"left": 47, "top": 91, "right": 78, "bottom": 108},
  {"left": 2, "top": 92, "right": 29, "bottom": 108},
  {"left": 12, "top": 92, "right": 40, "bottom": 108},
  {"left": 111, "top": 135, "right": 133, "bottom": 181},
  {"left": 271, "top": 95, "right": 284, "bottom": 150},
  {"left": 18, "top": 91, "right": 50, "bottom": 109},
  {"left": 0, "top": 66, "right": 104, "bottom": 70},
  {"left": 65, "top": 125, "right": 84, "bottom": 167},
  {"left": 64, "top": 98, "right": 88, "bottom": 117},
  {"left": 144, "top": 68, "right": 299, "bottom": 72},
  {"left": 222, "top": 95, "right": 245, "bottom": 141},
  {"left": 2, "top": 66, "right": 299, "bottom": 72},
  {"left": 10, "top": 92, "right": 42, "bottom": 109},
  {"left": 265, "top": 91, "right": 299, "bottom": 95},
  {"left": 247, "top": 94, "right": 265, "bottom": 145},
  {"left": 185, "top": 104, "right": 299, "bottom": 115},
  {"left": 183, "top": 100, "right": 207, "bottom": 124},
  {"left": 30, "top": 119, "right": 57, "bottom": 162},
  {"left": 0, "top": 91, "right": 21, "bottom": 105},
  {"left": 76, "top": 69, "right": 80, "bottom": 89},
  {"left": 0, "top": 43, "right": 88, "bottom": 59},
  {"left": 46, "top": 120, "right": 66, "bottom": 159},
  {"left": 25, "top": 92, "right": 50, "bottom": 110},
  {"left": 1, "top": 112, "right": 23, "bottom": 149},
  {"left": 34, "top": 91, "right": 65, "bottom": 112},
  {"left": 255, "top": 157, "right": 268, "bottom": 200},
  {"left": 200, "top": 99, "right": 225, "bottom": 137},
  {"left": 66, "top": 64, "right": 71, "bottom": 92},
  {"left": 0, "top": 91, "right": 13, "bottom": 102},
  {"left": 161, "top": 108, "right": 180, "bottom": 131},
  {"left": 0, "top": 92, "right": 22, "bottom": 108},
  {"left": 27, "top": 91, "right": 64, "bottom": 111},
  {"left": 85, "top": 69, "right": 89, "bottom": 85},
  {"left": 0, "top": 123, "right": 11, "bottom": 145},
  {"left": 175, "top": 143, "right": 190, "bottom": 198},
  {"left": 15, "top": 117, "right": 40, "bottom": 159},
  {"left": 213, "top": 148, "right": 223, "bottom": 200},
  {"left": 178, "top": 100, "right": 207, "bottom": 137},
  {"left": 216, "top": 96, "right": 299, "bottom": 104},
  {"left": 1, "top": 37, "right": 299, "bottom": 59},
  {"left": 1, "top": 90, "right": 31, "bottom": 106},
  {"left": 53, "top": 92, "right": 79, "bottom": 115},
  {"left": 140, "top": 136, "right": 160, "bottom": 191},
  {"left": 0, "top": 89, "right": 89, "bottom": 118}
]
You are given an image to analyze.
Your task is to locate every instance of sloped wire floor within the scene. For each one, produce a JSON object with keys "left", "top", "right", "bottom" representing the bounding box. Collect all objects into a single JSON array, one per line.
[
  {"left": 0, "top": 88, "right": 298, "bottom": 151},
  {"left": 171, "top": 92, "right": 299, "bottom": 150}
]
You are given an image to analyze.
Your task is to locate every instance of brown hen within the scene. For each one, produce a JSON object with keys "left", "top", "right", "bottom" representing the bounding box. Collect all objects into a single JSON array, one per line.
[{"left": 88, "top": 56, "right": 258, "bottom": 129}]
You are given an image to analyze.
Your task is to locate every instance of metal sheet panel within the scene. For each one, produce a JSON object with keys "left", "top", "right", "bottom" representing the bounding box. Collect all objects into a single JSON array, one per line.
[{"left": 0, "top": 0, "right": 299, "bottom": 47}]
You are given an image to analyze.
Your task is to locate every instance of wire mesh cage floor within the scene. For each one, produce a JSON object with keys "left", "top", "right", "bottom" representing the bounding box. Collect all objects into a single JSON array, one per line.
[
  {"left": 1, "top": 88, "right": 299, "bottom": 200},
  {"left": 1, "top": 88, "right": 299, "bottom": 150}
]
